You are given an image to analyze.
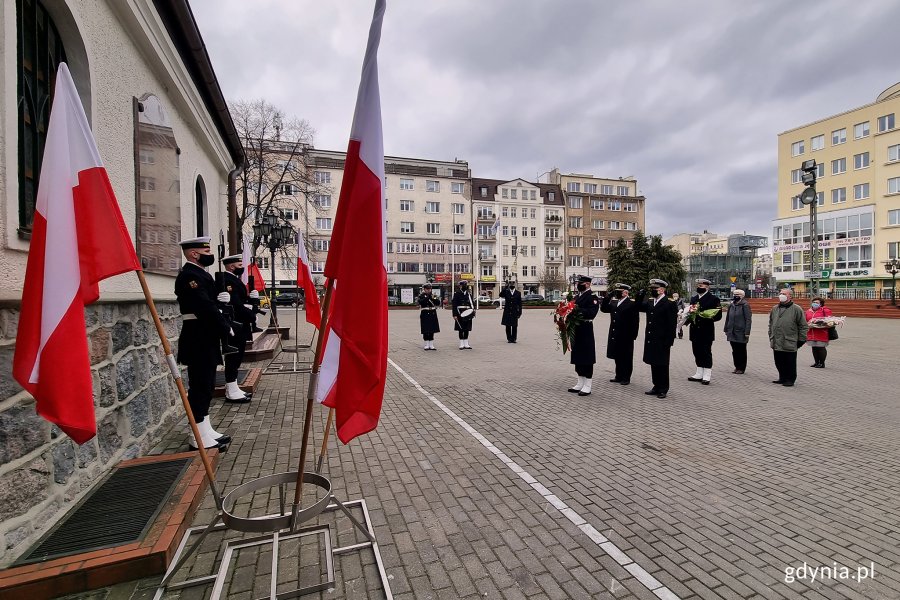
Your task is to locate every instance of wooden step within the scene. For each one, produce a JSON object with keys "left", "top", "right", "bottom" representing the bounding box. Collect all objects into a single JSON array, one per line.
[
  {"left": 212, "top": 367, "right": 262, "bottom": 398},
  {"left": 244, "top": 331, "right": 281, "bottom": 361}
]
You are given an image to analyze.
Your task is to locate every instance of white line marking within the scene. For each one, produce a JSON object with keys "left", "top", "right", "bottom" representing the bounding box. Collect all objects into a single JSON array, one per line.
[{"left": 388, "top": 357, "right": 681, "bottom": 600}]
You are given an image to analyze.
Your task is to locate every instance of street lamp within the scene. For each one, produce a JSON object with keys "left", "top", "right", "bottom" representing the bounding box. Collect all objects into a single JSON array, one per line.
[
  {"left": 885, "top": 259, "right": 900, "bottom": 306},
  {"left": 252, "top": 207, "right": 294, "bottom": 329},
  {"left": 798, "top": 159, "right": 820, "bottom": 297}
]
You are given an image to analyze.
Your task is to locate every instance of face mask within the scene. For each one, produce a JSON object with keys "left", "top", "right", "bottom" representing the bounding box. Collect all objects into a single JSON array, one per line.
[
  {"left": 696, "top": 287, "right": 705, "bottom": 295},
  {"left": 197, "top": 254, "right": 215, "bottom": 267},
  {"left": 460, "top": 284, "right": 467, "bottom": 290},
  {"left": 577, "top": 284, "right": 587, "bottom": 292},
  {"left": 612, "top": 291, "right": 621, "bottom": 299},
  {"left": 650, "top": 288, "right": 661, "bottom": 298},
  {"left": 508, "top": 285, "right": 514, "bottom": 290},
  {"left": 778, "top": 294, "right": 789, "bottom": 303},
  {"left": 233, "top": 267, "right": 245, "bottom": 277},
  {"left": 733, "top": 296, "right": 741, "bottom": 303},
  {"left": 811, "top": 302, "right": 820, "bottom": 310}
]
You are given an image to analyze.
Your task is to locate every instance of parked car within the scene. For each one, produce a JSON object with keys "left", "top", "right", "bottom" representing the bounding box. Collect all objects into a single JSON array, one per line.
[
  {"left": 523, "top": 293, "right": 545, "bottom": 302},
  {"left": 273, "top": 292, "right": 302, "bottom": 307},
  {"left": 476, "top": 295, "right": 493, "bottom": 304}
]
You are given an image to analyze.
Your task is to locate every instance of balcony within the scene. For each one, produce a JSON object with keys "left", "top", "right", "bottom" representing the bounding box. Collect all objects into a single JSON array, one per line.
[
  {"left": 477, "top": 213, "right": 497, "bottom": 221},
  {"left": 545, "top": 237, "right": 562, "bottom": 244},
  {"left": 545, "top": 255, "right": 562, "bottom": 263},
  {"left": 545, "top": 215, "right": 563, "bottom": 223},
  {"left": 477, "top": 233, "right": 495, "bottom": 240},
  {"left": 479, "top": 254, "right": 497, "bottom": 262}
]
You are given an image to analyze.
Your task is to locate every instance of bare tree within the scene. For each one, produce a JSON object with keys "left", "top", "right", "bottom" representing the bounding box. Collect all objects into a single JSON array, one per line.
[
  {"left": 538, "top": 268, "right": 566, "bottom": 298},
  {"left": 230, "top": 99, "right": 330, "bottom": 257}
]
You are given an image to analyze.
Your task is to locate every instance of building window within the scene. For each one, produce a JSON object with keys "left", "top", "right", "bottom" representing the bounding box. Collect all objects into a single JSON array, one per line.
[
  {"left": 279, "top": 183, "right": 296, "bottom": 196},
  {"left": 400, "top": 221, "right": 414, "bottom": 233},
  {"left": 623, "top": 202, "right": 637, "bottom": 212},
  {"left": 889, "top": 144, "right": 900, "bottom": 163},
  {"left": 315, "top": 217, "right": 332, "bottom": 230},
  {"left": 397, "top": 262, "right": 420, "bottom": 273},
  {"left": 426, "top": 180, "right": 440, "bottom": 192},
  {"left": 888, "top": 209, "right": 900, "bottom": 226},
  {"left": 140, "top": 176, "right": 156, "bottom": 191},
  {"left": 854, "top": 121, "right": 870, "bottom": 139},
  {"left": 831, "top": 158, "right": 846, "bottom": 175},
  {"left": 510, "top": 189, "right": 517, "bottom": 199},
  {"left": 510, "top": 226, "right": 517, "bottom": 236},
  {"left": 281, "top": 208, "right": 299, "bottom": 220},
  {"left": 817, "top": 163, "right": 825, "bottom": 178},
  {"left": 810, "top": 135, "right": 824, "bottom": 151},
  {"left": 501, "top": 188, "right": 508, "bottom": 198},
  {"left": 425, "top": 201, "right": 440, "bottom": 213},
  {"left": 530, "top": 265, "right": 537, "bottom": 277},
  {"left": 831, "top": 188, "right": 846, "bottom": 204},
  {"left": 832, "top": 128, "right": 846, "bottom": 145},
  {"left": 314, "top": 171, "right": 331, "bottom": 184},
  {"left": 616, "top": 186, "right": 630, "bottom": 196},
  {"left": 501, "top": 207, "right": 508, "bottom": 218},
  {"left": 452, "top": 202, "right": 464, "bottom": 214},
  {"left": 548, "top": 192, "right": 555, "bottom": 201},
  {"left": 568, "top": 217, "right": 582, "bottom": 228},
  {"left": 567, "top": 182, "right": 581, "bottom": 192},
  {"left": 568, "top": 236, "right": 582, "bottom": 248},
  {"left": 853, "top": 183, "right": 870, "bottom": 200},
  {"left": 877, "top": 113, "right": 895, "bottom": 133},
  {"left": 530, "top": 227, "right": 536, "bottom": 237},
  {"left": 502, "top": 226, "right": 509, "bottom": 236},
  {"left": 399, "top": 200, "right": 413, "bottom": 211},
  {"left": 313, "top": 194, "right": 331, "bottom": 207},
  {"left": 609, "top": 221, "right": 621, "bottom": 230},
  {"left": 400, "top": 178, "right": 414, "bottom": 190},
  {"left": 510, "top": 207, "right": 517, "bottom": 218},
  {"left": 584, "top": 183, "right": 597, "bottom": 194},
  {"left": 609, "top": 201, "right": 622, "bottom": 211},
  {"left": 889, "top": 177, "right": 900, "bottom": 195},
  {"left": 854, "top": 152, "right": 870, "bottom": 169},
  {"left": 426, "top": 223, "right": 440, "bottom": 234},
  {"left": 601, "top": 185, "right": 614, "bottom": 194},
  {"left": 590, "top": 199, "right": 604, "bottom": 210},
  {"left": 313, "top": 239, "right": 330, "bottom": 252},
  {"left": 530, "top": 208, "right": 536, "bottom": 219},
  {"left": 791, "top": 169, "right": 802, "bottom": 184},
  {"left": 530, "top": 190, "right": 537, "bottom": 200},
  {"left": 454, "top": 224, "right": 465, "bottom": 235},
  {"left": 480, "top": 186, "right": 488, "bottom": 197},
  {"left": 890, "top": 242, "right": 900, "bottom": 260},
  {"left": 451, "top": 182, "right": 464, "bottom": 194},
  {"left": 568, "top": 196, "right": 582, "bottom": 209},
  {"left": 791, "top": 141, "right": 804, "bottom": 156},
  {"left": 625, "top": 222, "right": 637, "bottom": 231},
  {"left": 569, "top": 256, "right": 582, "bottom": 267},
  {"left": 592, "top": 219, "right": 605, "bottom": 229}
]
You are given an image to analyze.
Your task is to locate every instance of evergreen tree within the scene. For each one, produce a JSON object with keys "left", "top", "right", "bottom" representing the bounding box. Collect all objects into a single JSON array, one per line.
[
  {"left": 630, "top": 230, "right": 651, "bottom": 290},
  {"left": 648, "top": 235, "right": 686, "bottom": 297},
  {"left": 607, "top": 237, "right": 637, "bottom": 289}
]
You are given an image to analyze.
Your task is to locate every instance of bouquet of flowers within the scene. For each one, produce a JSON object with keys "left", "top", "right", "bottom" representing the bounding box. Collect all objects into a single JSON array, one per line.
[
  {"left": 553, "top": 300, "right": 583, "bottom": 354},
  {"left": 809, "top": 315, "right": 846, "bottom": 329},
  {"left": 678, "top": 306, "right": 722, "bottom": 329}
]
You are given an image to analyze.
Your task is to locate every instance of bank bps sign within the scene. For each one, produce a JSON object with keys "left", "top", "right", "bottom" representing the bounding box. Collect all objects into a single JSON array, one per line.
[{"left": 804, "top": 268, "right": 872, "bottom": 279}]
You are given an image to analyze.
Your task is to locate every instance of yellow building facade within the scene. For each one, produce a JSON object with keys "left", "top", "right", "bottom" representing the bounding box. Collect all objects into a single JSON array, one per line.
[{"left": 774, "top": 82, "right": 900, "bottom": 297}]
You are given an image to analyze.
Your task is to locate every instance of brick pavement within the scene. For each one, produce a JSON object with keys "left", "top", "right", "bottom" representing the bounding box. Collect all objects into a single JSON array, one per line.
[{"left": 64, "top": 307, "right": 900, "bottom": 599}]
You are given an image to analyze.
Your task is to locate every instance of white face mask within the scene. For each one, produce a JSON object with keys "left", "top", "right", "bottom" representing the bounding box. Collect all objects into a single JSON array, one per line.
[{"left": 778, "top": 294, "right": 789, "bottom": 303}]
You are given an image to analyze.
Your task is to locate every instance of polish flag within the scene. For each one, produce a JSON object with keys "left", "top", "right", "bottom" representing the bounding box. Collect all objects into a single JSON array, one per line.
[
  {"left": 13, "top": 64, "right": 141, "bottom": 444},
  {"left": 296, "top": 230, "right": 322, "bottom": 329},
  {"left": 247, "top": 261, "right": 266, "bottom": 292},
  {"left": 315, "top": 0, "right": 388, "bottom": 444}
]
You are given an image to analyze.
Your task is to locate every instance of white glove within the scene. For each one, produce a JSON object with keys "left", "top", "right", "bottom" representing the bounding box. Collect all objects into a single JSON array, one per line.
[
  {"left": 244, "top": 304, "right": 253, "bottom": 310},
  {"left": 249, "top": 290, "right": 260, "bottom": 299},
  {"left": 229, "top": 328, "right": 236, "bottom": 337},
  {"left": 217, "top": 292, "right": 230, "bottom": 303}
]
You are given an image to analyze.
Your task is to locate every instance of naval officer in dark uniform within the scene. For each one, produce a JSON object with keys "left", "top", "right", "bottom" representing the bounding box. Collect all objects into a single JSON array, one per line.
[
  {"left": 221, "top": 255, "right": 254, "bottom": 402},
  {"left": 687, "top": 278, "right": 722, "bottom": 385},
  {"left": 418, "top": 283, "right": 440, "bottom": 350},
  {"left": 452, "top": 281, "right": 476, "bottom": 349},
  {"left": 499, "top": 281, "right": 523, "bottom": 343},
  {"left": 600, "top": 283, "right": 639, "bottom": 385},
  {"left": 568, "top": 275, "right": 600, "bottom": 396},
  {"left": 175, "top": 237, "right": 233, "bottom": 449},
  {"left": 636, "top": 278, "right": 678, "bottom": 398}
]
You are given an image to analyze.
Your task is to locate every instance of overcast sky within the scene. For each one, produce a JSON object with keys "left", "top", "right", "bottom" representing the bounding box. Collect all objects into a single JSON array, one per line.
[{"left": 191, "top": 0, "right": 900, "bottom": 240}]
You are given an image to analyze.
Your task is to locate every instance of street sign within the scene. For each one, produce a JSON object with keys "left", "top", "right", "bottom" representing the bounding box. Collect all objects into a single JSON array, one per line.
[{"left": 730, "top": 276, "right": 737, "bottom": 283}]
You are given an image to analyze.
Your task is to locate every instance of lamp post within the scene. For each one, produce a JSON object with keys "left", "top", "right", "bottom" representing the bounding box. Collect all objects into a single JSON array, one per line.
[
  {"left": 252, "top": 207, "right": 294, "bottom": 329},
  {"left": 885, "top": 259, "right": 900, "bottom": 306},
  {"left": 798, "top": 159, "right": 820, "bottom": 297}
]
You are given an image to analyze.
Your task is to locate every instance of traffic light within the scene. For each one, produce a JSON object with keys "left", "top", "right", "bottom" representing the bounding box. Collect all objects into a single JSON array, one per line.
[{"left": 799, "top": 159, "right": 817, "bottom": 205}]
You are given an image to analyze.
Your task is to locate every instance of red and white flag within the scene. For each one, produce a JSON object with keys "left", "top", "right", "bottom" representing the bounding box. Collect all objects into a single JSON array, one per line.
[
  {"left": 316, "top": 0, "right": 388, "bottom": 444},
  {"left": 296, "top": 230, "right": 322, "bottom": 329},
  {"left": 247, "top": 261, "right": 266, "bottom": 292},
  {"left": 240, "top": 233, "right": 252, "bottom": 288},
  {"left": 13, "top": 63, "right": 141, "bottom": 444}
]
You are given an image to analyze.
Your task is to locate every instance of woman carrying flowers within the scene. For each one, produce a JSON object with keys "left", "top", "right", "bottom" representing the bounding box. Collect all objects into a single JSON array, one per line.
[{"left": 805, "top": 296, "right": 834, "bottom": 368}]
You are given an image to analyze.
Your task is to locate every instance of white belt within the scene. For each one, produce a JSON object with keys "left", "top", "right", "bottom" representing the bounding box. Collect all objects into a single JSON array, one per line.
[
  {"left": 421, "top": 307, "right": 436, "bottom": 311},
  {"left": 583, "top": 319, "right": 593, "bottom": 322},
  {"left": 181, "top": 314, "right": 198, "bottom": 321}
]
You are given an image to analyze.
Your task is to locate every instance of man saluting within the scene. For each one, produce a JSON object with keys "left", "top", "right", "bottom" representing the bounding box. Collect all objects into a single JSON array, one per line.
[
  {"left": 600, "top": 283, "right": 639, "bottom": 385},
  {"left": 636, "top": 278, "right": 678, "bottom": 399}
]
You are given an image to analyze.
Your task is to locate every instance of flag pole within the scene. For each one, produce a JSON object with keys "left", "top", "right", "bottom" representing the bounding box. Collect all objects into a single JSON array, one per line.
[
  {"left": 315, "top": 408, "right": 334, "bottom": 474},
  {"left": 291, "top": 278, "right": 334, "bottom": 529},
  {"left": 135, "top": 271, "right": 221, "bottom": 508}
]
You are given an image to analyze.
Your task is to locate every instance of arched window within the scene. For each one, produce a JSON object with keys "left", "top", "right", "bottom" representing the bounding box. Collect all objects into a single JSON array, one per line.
[
  {"left": 195, "top": 175, "right": 207, "bottom": 237},
  {"left": 16, "top": 0, "right": 67, "bottom": 237}
]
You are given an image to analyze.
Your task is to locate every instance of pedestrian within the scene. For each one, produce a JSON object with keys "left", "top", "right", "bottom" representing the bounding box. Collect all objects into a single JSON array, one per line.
[
  {"left": 418, "top": 283, "right": 440, "bottom": 350},
  {"left": 686, "top": 278, "right": 722, "bottom": 385},
  {"left": 768, "top": 288, "right": 808, "bottom": 387},
  {"left": 567, "top": 275, "right": 600, "bottom": 396},
  {"left": 220, "top": 255, "right": 254, "bottom": 402},
  {"left": 175, "top": 237, "right": 232, "bottom": 450},
  {"left": 452, "top": 280, "right": 476, "bottom": 349},
  {"left": 723, "top": 288, "right": 752, "bottom": 374},
  {"left": 600, "top": 283, "right": 639, "bottom": 385},
  {"left": 805, "top": 296, "right": 833, "bottom": 368},
  {"left": 636, "top": 279, "right": 678, "bottom": 398},
  {"left": 672, "top": 292, "right": 686, "bottom": 339},
  {"left": 499, "top": 281, "right": 523, "bottom": 343}
]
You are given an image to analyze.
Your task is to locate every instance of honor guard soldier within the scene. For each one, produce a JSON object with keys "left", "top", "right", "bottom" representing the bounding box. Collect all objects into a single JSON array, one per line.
[
  {"left": 568, "top": 275, "right": 600, "bottom": 396},
  {"left": 636, "top": 279, "right": 678, "bottom": 398},
  {"left": 221, "top": 255, "right": 255, "bottom": 402},
  {"left": 600, "top": 283, "right": 639, "bottom": 385},
  {"left": 175, "top": 237, "right": 233, "bottom": 449},
  {"left": 452, "top": 281, "right": 476, "bottom": 349},
  {"left": 418, "top": 283, "right": 440, "bottom": 350},
  {"left": 499, "top": 281, "right": 523, "bottom": 343},
  {"left": 687, "top": 278, "right": 722, "bottom": 385}
]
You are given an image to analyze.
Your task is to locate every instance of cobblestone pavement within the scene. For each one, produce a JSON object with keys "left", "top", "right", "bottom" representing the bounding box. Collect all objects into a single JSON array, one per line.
[{"left": 77, "top": 307, "right": 900, "bottom": 600}]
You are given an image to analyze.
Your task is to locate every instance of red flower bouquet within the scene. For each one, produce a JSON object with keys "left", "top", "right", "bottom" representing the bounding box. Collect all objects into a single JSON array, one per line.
[{"left": 553, "top": 300, "right": 583, "bottom": 354}]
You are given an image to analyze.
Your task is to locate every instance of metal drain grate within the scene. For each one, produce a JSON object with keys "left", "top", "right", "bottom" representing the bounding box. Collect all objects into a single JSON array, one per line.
[{"left": 15, "top": 458, "right": 190, "bottom": 565}]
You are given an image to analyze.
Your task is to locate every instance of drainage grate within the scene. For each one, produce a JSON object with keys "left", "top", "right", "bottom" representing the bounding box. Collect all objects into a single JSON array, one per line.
[{"left": 15, "top": 458, "right": 190, "bottom": 565}]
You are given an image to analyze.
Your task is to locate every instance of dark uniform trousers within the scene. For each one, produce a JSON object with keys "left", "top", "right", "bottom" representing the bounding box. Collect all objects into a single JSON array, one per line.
[
  {"left": 175, "top": 263, "right": 229, "bottom": 421},
  {"left": 773, "top": 350, "right": 797, "bottom": 383},
  {"left": 222, "top": 271, "right": 253, "bottom": 384},
  {"left": 688, "top": 292, "right": 722, "bottom": 369},
  {"left": 650, "top": 350, "right": 671, "bottom": 393}
]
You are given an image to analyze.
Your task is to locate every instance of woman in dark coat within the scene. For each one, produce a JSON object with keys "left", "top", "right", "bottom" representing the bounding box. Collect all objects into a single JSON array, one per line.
[
  {"left": 567, "top": 276, "right": 600, "bottom": 396},
  {"left": 723, "top": 288, "right": 752, "bottom": 373},
  {"left": 418, "top": 283, "right": 440, "bottom": 350},
  {"left": 451, "top": 281, "right": 476, "bottom": 349}
]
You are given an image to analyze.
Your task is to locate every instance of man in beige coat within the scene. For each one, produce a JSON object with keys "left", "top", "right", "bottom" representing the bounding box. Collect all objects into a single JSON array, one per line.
[{"left": 768, "top": 288, "right": 808, "bottom": 387}]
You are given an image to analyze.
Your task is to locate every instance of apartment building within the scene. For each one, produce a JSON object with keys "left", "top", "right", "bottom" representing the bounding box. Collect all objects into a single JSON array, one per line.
[
  {"left": 774, "top": 81, "right": 900, "bottom": 297},
  {"left": 549, "top": 169, "right": 646, "bottom": 288},
  {"left": 471, "top": 178, "right": 565, "bottom": 298}
]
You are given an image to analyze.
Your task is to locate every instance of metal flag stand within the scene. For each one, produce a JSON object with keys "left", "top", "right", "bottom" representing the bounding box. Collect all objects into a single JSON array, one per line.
[
  {"left": 264, "top": 287, "right": 315, "bottom": 375},
  {"left": 153, "top": 281, "right": 393, "bottom": 600}
]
